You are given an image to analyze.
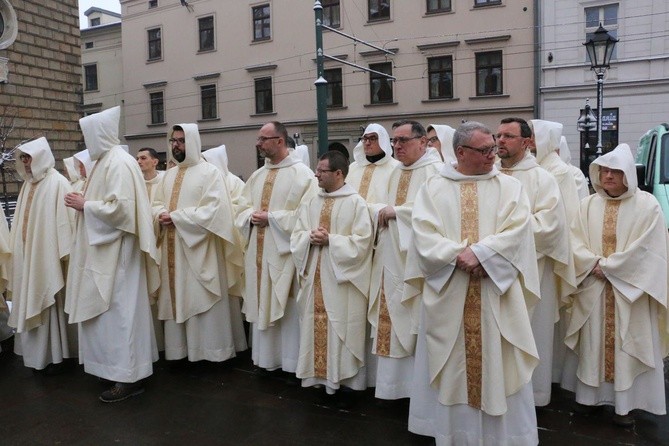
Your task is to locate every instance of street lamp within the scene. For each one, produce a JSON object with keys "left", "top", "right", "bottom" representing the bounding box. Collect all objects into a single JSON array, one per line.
[
  {"left": 583, "top": 23, "right": 618, "bottom": 155},
  {"left": 577, "top": 98, "right": 598, "bottom": 177}
]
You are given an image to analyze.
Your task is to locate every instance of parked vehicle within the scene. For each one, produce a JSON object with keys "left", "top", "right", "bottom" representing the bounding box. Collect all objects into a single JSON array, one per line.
[{"left": 635, "top": 123, "right": 669, "bottom": 228}]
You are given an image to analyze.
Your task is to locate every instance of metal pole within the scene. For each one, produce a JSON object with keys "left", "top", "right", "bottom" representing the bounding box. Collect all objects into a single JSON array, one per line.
[
  {"left": 314, "top": 1, "right": 329, "bottom": 157},
  {"left": 596, "top": 71, "right": 604, "bottom": 155}
]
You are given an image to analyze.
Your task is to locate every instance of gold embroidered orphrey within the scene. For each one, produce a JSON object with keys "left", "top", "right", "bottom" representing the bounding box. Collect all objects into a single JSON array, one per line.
[
  {"left": 460, "top": 182, "right": 483, "bottom": 409},
  {"left": 602, "top": 199, "right": 621, "bottom": 383},
  {"left": 357, "top": 164, "right": 377, "bottom": 200},
  {"left": 166, "top": 167, "right": 187, "bottom": 319},
  {"left": 376, "top": 169, "right": 413, "bottom": 356},
  {"left": 255, "top": 169, "right": 278, "bottom": 299},
  {"left": 313, "top": 197, "right": 335, "bottom": 378},
  {"left": 21, "top": 182, "right": 38, "bottom": 245}
]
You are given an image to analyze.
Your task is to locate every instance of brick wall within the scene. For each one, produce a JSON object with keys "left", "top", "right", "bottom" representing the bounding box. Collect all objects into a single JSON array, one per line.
[{"left": 0, "top": 0, "right": 81, "bottom": 195}]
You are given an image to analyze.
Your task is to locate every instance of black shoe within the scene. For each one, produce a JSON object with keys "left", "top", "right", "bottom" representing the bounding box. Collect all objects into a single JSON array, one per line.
[
  {"left": 572, "top": 402, "right": 602, "bottom": 415},
  {"left": 42, "top": 360, "right": 76, "bottom": 376},
  {"left": 612, "top": 413, "right": 635, "bottom": 427},
  {"left": 99, "top": 382, "right": 145, "bottom": 403}
]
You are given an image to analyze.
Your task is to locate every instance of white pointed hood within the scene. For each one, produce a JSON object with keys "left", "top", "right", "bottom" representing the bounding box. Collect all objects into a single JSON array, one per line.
[
  {"left": 352, "top": 123, "right": 392, "bottom": 163},
  {"left": 427, "top": 123, "right": 456, "bottom": 164},
  {"left": 589, "top": 143, "right": 637, "bottom": 200},
  {"left": 79, "top": 106, "right": 121, "bottom": 161},
  {"left": 531, "top": 119, "right": 563, "bottom": 164},
  {"left": 15, "top": 137, "right": 55, "bottom": 183},
  {"left": 202, "top": 144, "right": 230, "bottom": 175},
  {"left": 73, "top": 149, "right": 95, "bottom": 178},
  {"left": 559, "top": 136, "right": 572, "bottom": 164},
  {"left": 63, "top": 156, "right": 80, "bottom": 182},
  {"left": 294, "top": 144, "right": 310, "bottom": 167},
  {"left": 169, "top": 123, "right": 202, "bottom": 168}
]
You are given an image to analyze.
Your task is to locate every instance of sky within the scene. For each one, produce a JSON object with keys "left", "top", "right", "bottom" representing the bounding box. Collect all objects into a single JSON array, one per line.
[{"left": 78, "top": 0, "right": 121, "bottom": 28}]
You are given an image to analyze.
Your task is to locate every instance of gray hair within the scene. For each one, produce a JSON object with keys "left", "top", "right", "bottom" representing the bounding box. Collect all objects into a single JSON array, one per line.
[{"left": 453, "top": 121, "right": 492, "bottom": 149}]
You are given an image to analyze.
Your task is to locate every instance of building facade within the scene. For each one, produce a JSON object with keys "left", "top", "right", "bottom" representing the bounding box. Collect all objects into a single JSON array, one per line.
[
  {"left": 81, "top": 8, "right": 124, "bottom": 137},
  {"left": 120, "top": 0, "right": 536, "bottom": 178},
  {"left": 540, "top": 0, "right": 669, "bottom": 169},
  {"left": 0, "top": 0, "right": 81, "bottom": 191}
]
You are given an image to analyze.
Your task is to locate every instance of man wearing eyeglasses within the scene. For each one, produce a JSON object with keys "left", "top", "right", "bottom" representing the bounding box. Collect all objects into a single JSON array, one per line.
[
  {"left": 236, "top": 121, "right": 318, "bottom": 374},
  {"left": 367, "top": 120, "right": 442, "bottom": 401},
  {"left": 496, "top": 117, "right": 577, "bottom": 407},
  {"left": 152, "top": 124, "right": 244, "bottom": 368},
  {"left": 407, "top": 121, "right": 541, "bottom": 444},
  {"left": 290, "top": 150, "right": 373, "bottom": 400}
]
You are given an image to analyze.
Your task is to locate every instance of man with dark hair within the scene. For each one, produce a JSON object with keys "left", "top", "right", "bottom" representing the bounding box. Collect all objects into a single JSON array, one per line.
[
  {"left": 369, "top": 120, "right": 442, "bottom": 400},
  {"left": 407, "top": 121, "right": 540, "bottom": 444},
  {"left": 137, "top": 147, "right": 164, "bottom": 200},
  {"left": 236, "top": 121, "right": 318, "bottom": 373},
  {"left": 291, "top": 150, "right": 373, "bottom": 395},
  {"left": 496, "top": 117, "right": 576, "bottom": 406}
]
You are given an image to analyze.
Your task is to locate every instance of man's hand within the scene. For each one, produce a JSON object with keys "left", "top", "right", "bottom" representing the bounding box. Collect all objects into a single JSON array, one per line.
[
  {"left": 158, "top": 211, "right": 174, "bottom": 227},
  {"left": 309, "top": 227, "right": 329, "bottom": 246},
  {"left": 456, "top": 246, "right": 482, "bottom": 275},
  {"left": 64, "top": 192, "right": 85, "bottom": 211},
  {"left": 251, "top": 211, "right": 269, "bottom": 227},
  {"left": 377, "top": 206, "right": 396, "bottom": 228},
  {"left": 590, "top": 261, "right": 606, "bottom": 280}
]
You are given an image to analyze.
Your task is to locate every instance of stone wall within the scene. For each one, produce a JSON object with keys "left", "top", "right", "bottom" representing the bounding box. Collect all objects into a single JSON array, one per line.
[{"left": 0, "top": 0, "right": 81, "bottom": 194}]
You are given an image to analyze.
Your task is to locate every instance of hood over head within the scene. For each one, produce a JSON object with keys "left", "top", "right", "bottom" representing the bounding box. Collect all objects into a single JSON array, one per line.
[
  {"left": 589, "top": 143, "right": 637, "bottom": 200},
  {"left": 352, "top": 123, "right": 392, "bottom": 163},
  {"left": 73, "top": 149, "right": 95, "bottom": 178},
  {"left": 559, "top": 136, "right": 572, "bottom": 164},
  {"left": 293, "top": 144, "right": 310, "bottom": 167},
  {"left": 531, "top": 119, "right": 563, "bottom": 163},
  {"left": 202, "top": 144, "right": 230, "bottom": 175},
  {"left": 79, "top": 106, "right": 121, "bottom": 161},
  {"left": 15, "top": 137, "right": 55, "bottom": 183},
  {"left": 63, "top": 156, "right": 80, "bottom": 182},
  {"left": 427, "top": 123, "right": 456, "bottom": 164},
  {"left": 169, "top": 123, "right": 202, "bottom": 167}
]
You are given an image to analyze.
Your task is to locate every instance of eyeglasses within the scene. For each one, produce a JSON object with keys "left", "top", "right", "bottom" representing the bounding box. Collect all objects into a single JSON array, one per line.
[
  {"left": 461, "top": 144, "right": 498, "bottom": 156},
  {"left": 391, "top": 136, "right": 421, "bottom": 146},
  {"left": 256, "top": 136, "right": 280, "bottom": 143},
  {"left": 362, "top": 135, "right": 378, "bottom": 143},
  {"left": 495, "top": 133, "right": 522, "bottom": 140},
  {"left": 315, "top": 169, "right": 336, "bottom": 174},
  {"left": 169, "top": 137, "right": 185, "bottom": 144},
  {"left": 19, "top": 154, "right": 31, "bottom": 161},
  {"left": 427, "top": 136, "right": 439, "bottom": 144}
]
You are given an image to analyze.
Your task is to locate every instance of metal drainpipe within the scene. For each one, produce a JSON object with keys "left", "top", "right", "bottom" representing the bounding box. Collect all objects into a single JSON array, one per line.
[{"left": 534, "top": 0, "right": 541, "bottom": 118}]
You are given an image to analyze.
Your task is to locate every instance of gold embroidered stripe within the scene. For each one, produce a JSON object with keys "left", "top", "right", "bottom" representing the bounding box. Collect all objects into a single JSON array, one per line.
[
  {"left": 602, "top": 200, "right": 620, "bottom": 383},
  {"left": 167, "top": 167, "right": 187, "bottom": 319},
  {"left": 375, "top": 280, "right": 391, "bottom": 356},
  {"left": 256, "top": 169, "right": 278, "bottom": 298},
  {"left": 21, "top": 183, "right": 37, "bottom": 245},
  {"left": 460, "top": 182, "right": 482, "bottom": 409},
  {"left": 357, "top": 164, "right": 376, "bottom": 200},
  {"left": 394, "top": 170, "right": 412, "bottom": 206},
  {"left": 499, "top": 168, "right": 513, "bottom": 176},
  {"left": 313, "top": 197, "right": 334, "bottom": 378}
]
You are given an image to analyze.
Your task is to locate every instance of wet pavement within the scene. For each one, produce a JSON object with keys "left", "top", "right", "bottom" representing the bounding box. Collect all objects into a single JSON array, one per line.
[{"left": 1, "top": 341, "right": 667, "bottom": 445}]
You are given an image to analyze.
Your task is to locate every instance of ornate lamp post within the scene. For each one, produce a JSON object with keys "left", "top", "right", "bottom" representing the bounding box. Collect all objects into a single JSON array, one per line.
[
  {"left": 577, "top": 98, "right": 598, "bottom": 177},
  {"left": 583, "top": 24, "right": 618, "bottom": 155}
]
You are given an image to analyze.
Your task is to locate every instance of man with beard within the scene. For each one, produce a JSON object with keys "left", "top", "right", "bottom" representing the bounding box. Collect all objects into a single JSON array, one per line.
[
  {"left": 153, "top": 125, "right": 243, "bottom": 365},
  {"left": 236, "top": 121, "right": 318, "bottom": 373}
]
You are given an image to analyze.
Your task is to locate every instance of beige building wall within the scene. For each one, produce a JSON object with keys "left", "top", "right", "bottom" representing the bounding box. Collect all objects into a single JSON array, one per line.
[
  {"left": 121, "top": 0, "right": 535, "bottom": 179},
  {"left": 0, "top": 0, "right": 81, "bottom": 194}
]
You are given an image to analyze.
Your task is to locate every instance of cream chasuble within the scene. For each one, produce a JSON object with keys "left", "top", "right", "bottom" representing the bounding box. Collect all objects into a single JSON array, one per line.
[
  {"left": 369, "top": 149, "right": 442, "bottom": 359},
  {"left": 236, "top": 155, "right": 318, "bottom": 330},
  {"left": 291, "top": 184, "right": 373, "bottom": 386},
  {"left": 406, "top": 164, "right": 539, "bottom": 416},
  {"left": 565, "top": 144, "right": 669, "bottom": 415}
]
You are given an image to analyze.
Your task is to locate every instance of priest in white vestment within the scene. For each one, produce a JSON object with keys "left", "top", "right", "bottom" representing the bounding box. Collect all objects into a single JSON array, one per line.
[
  {"left": 8, "top": 137, "right": 77, "bottom": 373},
  {"left": 407, "top": 121, "right": 540, "bottom": 446},
  {"left": 562, "top": 143, "right": 669, "bottom": 427},
  {"left": 369, "top": 120, "right": 442, "bottom": 400},
  {"left": 426, "top": 123, "right": 456, "bottom": 164},
  {"left": 559, "top": 136, "right": 589, "bottom": 200},
  {"left": 0, "top": 205, "right": 12, "bottom": 353},
  {"left": 496, "top": 117, "right": 577, "bottom": 406},
  {"left": 63, "top": 156, "right": 83, "bottom": 192},
  {"left": 137, "top": 147, "right": 166, "bottom": 351},
  {"left": 291, "top": 150, "right": 373, "bottom": 394},
  {"left": 72, "top": 149, "right": 94, "bottom": 193},
  {"left": 202, "top": 144, "right": 248, "bottom": 353},
  {"left": 64, "top": 106, "right": 160, "bottom": 402},
  {"left": 235, "top": 121, "right": 318, "bottom": 372},
  {"left": 153, "top": 124, "right": 244, "bottom": 363}
]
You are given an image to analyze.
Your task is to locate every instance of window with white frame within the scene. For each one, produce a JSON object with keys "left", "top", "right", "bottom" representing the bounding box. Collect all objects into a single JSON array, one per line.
[
  {"left": 252, "top": 4, "right": 271, "bottom": 41},
  {"left": 585, "top": 3, "right": 618, "bottom": 61}
]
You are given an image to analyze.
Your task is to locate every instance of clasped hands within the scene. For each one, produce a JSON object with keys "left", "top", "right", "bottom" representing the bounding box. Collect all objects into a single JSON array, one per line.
[
  {"left": 456, "top": 246, "right": 488, "bottom": 278},
  {"left": 309, "top": 227, "right": 329, "bottom": 246}
]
